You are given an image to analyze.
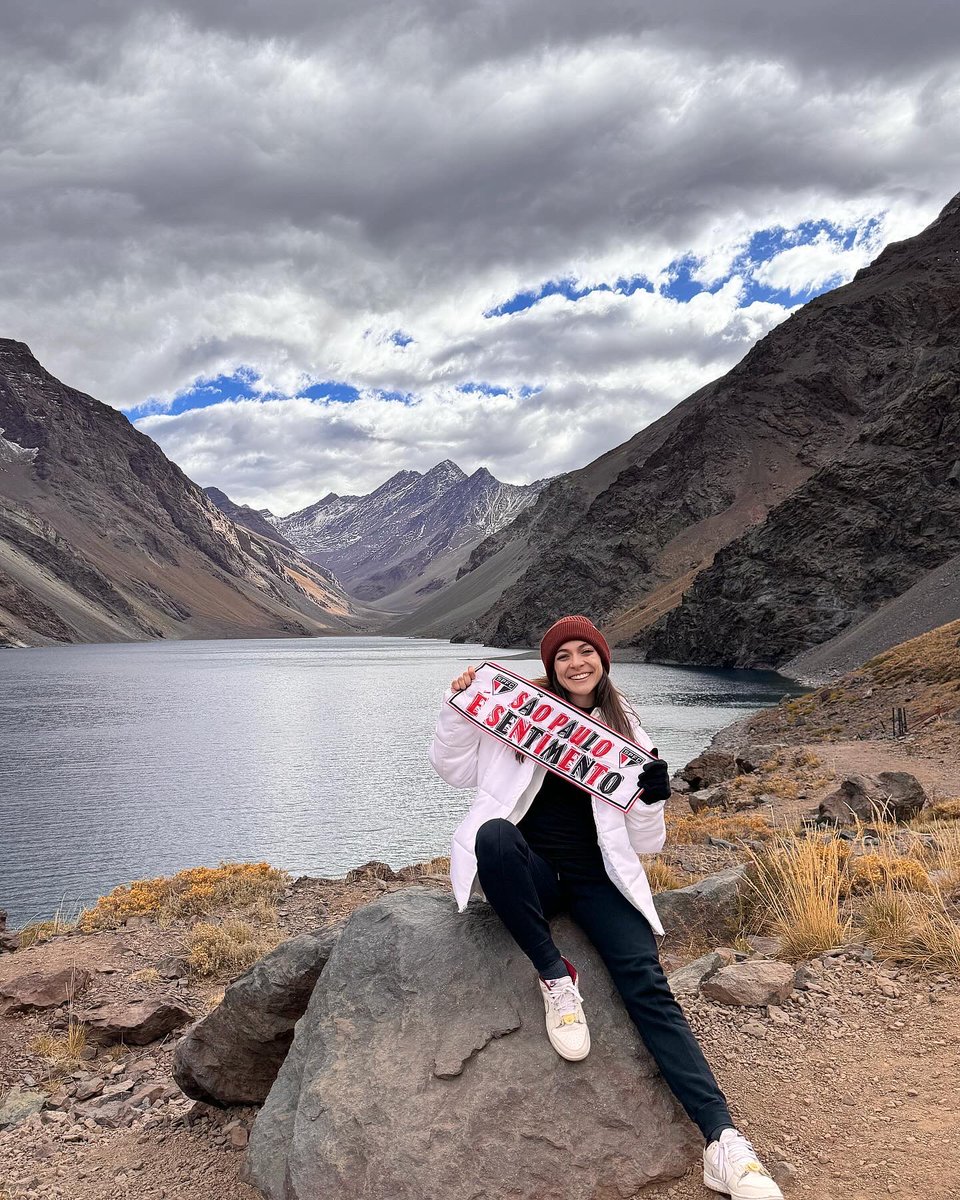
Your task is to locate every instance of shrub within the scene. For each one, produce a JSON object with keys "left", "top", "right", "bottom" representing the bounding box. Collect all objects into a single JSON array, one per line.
[
  {"left": 666, "top": 810, "right": 774, "bottom": 846},
  {"left": 642, "top": 860, "right": 688, "bottom": 892},
  {"left": 18, "top": 903, "right": 76, "bottom": 947},
  {"left": 78, "top": 862, "right": 288, "bottom": 931},
  {"left": 185, "top": 918, "right": 279, "bottom": 979},
  {"left": 31, "top": 1021, "right": 87, "bottom": 1071},
  {"left": 862, "top": 888, "right": 960, "bottom": 971},
  {"left": 926, "top": 799, "right": 960, "bottom": 822},
  {"left": 850, "top": 853, "right": 932, "bottom": 894},
  {"left": 128, "top": 967, "right": 161, "bottom": 984},
  {"left": 744, "top": 836, "right": 851, "bottom": 959}
]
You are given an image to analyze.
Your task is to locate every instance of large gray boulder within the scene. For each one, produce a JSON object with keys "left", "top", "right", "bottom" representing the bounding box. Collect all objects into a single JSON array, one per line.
[
  {"left": 676, "top": 749, "right": 739, "bottom": 791},
  {"left": 173, "top": 925, "right": 343, "bottom": 1105},
  {"left": 654, "top": 866, "right": 747, "bottom": 943},
  {"left": 817, "top": 771, "right": 927, "bottom": 825},
  {"left": 246, "top": 888, "right": 699, "bottom": 1200}
]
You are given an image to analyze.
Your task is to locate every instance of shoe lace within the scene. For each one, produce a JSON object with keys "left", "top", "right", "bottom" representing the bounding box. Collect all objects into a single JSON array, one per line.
[
  {"left": 545, "top": 976, "right": 582, "bottom": 1021},
  {"left": 718, "top": 1132, "right": 770, "bottom": 1179}
]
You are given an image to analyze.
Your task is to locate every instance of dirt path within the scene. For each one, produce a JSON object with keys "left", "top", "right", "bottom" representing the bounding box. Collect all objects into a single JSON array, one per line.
[{"left": 669, "top": 969, "right": 960, "bottom": 1200}]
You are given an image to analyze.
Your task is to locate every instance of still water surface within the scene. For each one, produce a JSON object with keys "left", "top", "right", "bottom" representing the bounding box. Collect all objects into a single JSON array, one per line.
[{"left": 0, "top": 637, "right": 802, "bottom": 925}]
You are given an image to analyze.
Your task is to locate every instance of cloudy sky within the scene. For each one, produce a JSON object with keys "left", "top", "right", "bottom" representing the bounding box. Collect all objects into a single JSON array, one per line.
[{"left": 4, "top": 1, "right": 960, "bottom": 514}]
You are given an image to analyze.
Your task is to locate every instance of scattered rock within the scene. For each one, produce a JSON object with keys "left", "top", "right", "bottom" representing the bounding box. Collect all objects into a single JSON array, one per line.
[
  {"left": 745, "top": 935, "right": 782, "bottom": 957},
  {"left": 0, "top": 908, "right": 19, "bottom": 953},
  {"left": 0, "top": 1086, "right": 46, "bottom": 1129},
  {"left": 687, "top": 785, "right": 730, "bottom": 813},
  {"left": 817, "top": 772, "right": 927, "bottom": 825},
  {"left": 667, "top": 950, "right": 734, "bottom": 996},
  {"left": 0, "top": 966, "right": 91, "bottom": 1013},
  {"left": 77, "top": 998, "right": 195, "bottom": 1045},
  {"left": 655, "top": 866, "right": 747, "bottom": 942},
  {"left": 702, "top": 960, "right": 797, "bottom": 1007},
  {"left": 101, "top": 1078, "right": 135, "bottom": 1098},
  {"left": 73, "top": 1078, "right": 105, "bottom": 1102},
  {"left": 677, "top": 750, "right": 739, "bottom": 791},
  {"left": 343, "top": 860, "right": 398, "bottom": 883},
  {"left": 246, "top": 888, "right": 700, "bottom": 1200},
  {"left": 173, "top": 924, "right": 344, "bottom": 1105},
  {"left": 130, "top": 1082, "right": 166, "bottom": 1107},
  {"left": 156, "top": 955, "right": 190, "bottom": 980},
  {"left": 769, "top": 1160, "right": 797, "bottom": 1188}
]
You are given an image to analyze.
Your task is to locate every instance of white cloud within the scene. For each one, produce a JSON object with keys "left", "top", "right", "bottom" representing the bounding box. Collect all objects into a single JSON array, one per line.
[
  {"left": 751, "top": 223, "right": 883, "bottom": 293},
  {"left": 1, "top": 2, "right": 959, "bottom": 508},
  {"left": 135, "top": 281, "right": 796, "bottom": 512}
]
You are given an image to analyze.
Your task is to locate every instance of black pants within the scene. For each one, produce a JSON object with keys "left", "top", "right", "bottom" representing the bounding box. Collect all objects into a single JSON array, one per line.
[{"left": 475, "top": 817, "right": 733, "bottom": 1141}]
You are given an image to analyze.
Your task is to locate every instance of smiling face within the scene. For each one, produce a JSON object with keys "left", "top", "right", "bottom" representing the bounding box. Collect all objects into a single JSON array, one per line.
[{"left": 553, "top": 639, "right": 603, "bottom": 708}]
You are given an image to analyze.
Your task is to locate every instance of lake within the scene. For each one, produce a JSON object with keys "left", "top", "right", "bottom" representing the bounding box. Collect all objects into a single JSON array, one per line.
[{"left": 0, "top": 636, "right": 802, "bottom": 926}]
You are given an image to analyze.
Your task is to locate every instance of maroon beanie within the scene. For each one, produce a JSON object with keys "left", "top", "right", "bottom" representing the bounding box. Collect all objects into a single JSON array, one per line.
[{"left": 540, "top": 615, "right": 611, "bottom": 676}]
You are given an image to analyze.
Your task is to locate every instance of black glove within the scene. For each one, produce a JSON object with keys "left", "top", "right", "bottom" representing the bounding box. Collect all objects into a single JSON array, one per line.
[{"left": 637, "top": 755, "right": 671, "bottom": 804}]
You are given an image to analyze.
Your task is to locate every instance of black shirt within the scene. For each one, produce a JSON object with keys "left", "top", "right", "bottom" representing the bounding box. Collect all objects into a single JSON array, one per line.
[{"left": 517, "top": 766, "right": 605, "bottom": 871}]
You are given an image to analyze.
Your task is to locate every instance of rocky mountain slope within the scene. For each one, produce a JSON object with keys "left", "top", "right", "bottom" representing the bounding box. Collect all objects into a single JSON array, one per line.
[
  {"left": 645, "top": 345, "right": 960, "bottom": 668},
  {"left": 203, "top": 488, "right": 293, "bottom": 549},
  {"left": 271, "top": 460, "right": 548, "bottom": 609},
  {"left": 406, "top": 192, "right": 960, "bottom": 667},
  {"left": 0, "top": 340, "right": 366, "bottom": 647}
]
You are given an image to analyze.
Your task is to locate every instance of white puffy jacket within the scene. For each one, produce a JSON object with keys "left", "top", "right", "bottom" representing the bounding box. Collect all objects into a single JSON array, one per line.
[{"left": 429, "top": 684, "right": 667, "bottom": 935}]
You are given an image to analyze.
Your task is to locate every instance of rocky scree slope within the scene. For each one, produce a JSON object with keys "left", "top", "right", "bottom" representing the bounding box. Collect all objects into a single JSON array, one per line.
[
  {"left": 270, "top": 458, "right": 548, "bottom": 609},
  {"left": 0, "top": 340, "right": 362, "bottom": 647},
  {"left": 203, "top": 488, "right": 294, "bottom": 549},
  {"left": 436, "top": 191, "right": 960, "bottom": 663}
]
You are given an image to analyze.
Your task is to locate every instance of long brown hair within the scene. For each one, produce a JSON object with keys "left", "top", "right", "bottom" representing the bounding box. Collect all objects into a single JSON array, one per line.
[{"left": 512, "top": 667, "right": 639, "bottom": 763}]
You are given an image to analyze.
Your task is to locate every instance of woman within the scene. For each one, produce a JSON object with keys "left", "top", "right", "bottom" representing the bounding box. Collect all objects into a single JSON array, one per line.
[{"left": 429, "top": 614, "right": 783, "bottom": 1200}]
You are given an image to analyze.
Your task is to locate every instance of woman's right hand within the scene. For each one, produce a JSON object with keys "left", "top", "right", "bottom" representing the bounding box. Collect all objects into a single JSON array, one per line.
[{"left": 450, "top": 665, "right": 477, "bottom": 692}]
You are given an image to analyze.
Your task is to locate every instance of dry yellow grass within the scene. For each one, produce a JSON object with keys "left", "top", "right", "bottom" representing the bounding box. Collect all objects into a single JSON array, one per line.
[
  {"left": 18, "top": 905, "right": 76, "bottom": 947},
  {"left": 642, "top": 860, "right": 688, "bottom": 891},
  {"left": 908, "top": 820, "right": 960, "bottom": 890},
  {"left": 924, "top": 798, "right": 960, "bottom": 822},
  {"left": 862, "top": 887, "right": 960, "bottom": 971},
  {"left": 744, "top": 836, "right": 851, "bottom": 959},
  {"left": 78, "top": 862, "right": 288, "bottom": 931},
  {"left": 419, "top": 855, "right": 451, "bottom": 875},
  {"left": 185, "top": 918, "right": 280, "bottom": 979},
  {"left": 865, "top": 618, "right": 960, "bottom": 687},
  {"left": 128, "top": 967, "right": 161, "bottom": 984},
  {"left": 666, "top": 809, "right": 774, "bottom": 846},
  {"left": 30, "top": 1021, "right": 87, "bottom": 1071},
  {"left": 850, "top": 853, "right": 932, "bottom": 894}
]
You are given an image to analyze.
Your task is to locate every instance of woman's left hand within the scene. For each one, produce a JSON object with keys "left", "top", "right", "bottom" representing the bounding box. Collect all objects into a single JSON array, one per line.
[{"left": 638, "top": 757, "right": 671, "bottom": 804}]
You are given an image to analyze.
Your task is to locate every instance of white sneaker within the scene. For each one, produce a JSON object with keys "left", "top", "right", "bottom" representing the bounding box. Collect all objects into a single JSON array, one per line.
[
  {"left": 703, "top": 1129, "right": 784, "bottom": 1200},
  {"left": 538, "top": 957, "right": 590, "bottom": 1061}
]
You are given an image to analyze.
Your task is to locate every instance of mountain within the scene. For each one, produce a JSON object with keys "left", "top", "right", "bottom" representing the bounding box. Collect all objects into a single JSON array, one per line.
[
  {"left": 272, "top": 460, "right": 549, "bottom": 608},
  {"left": 646, "top": 345, "right": 960, "bottom": 667},
  {"left": 0, "top": 339, "right": 366, "bottom": 647},
  {"left": 400, "top": 191, "right": 960, "bottom": 668},
  {"left": 204, "top": 487, "right": 294, "bottom": 548}
]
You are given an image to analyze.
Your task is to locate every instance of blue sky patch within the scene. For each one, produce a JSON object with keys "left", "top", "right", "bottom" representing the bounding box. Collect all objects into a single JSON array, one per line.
[{"left": 126, "top": 216, "right": 880, "bottom": 425}]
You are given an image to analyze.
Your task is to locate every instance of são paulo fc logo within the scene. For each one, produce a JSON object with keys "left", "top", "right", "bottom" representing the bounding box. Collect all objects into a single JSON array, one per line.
[
  {"left": 619, "top": 747, "right": 643, "bottom": 768},
  {"left": 491, "top": 674, "right": 518, "bottom": 694}
]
